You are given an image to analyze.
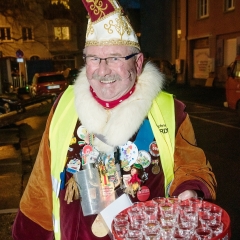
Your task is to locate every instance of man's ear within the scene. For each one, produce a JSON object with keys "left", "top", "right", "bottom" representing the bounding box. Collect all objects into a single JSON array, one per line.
[{"left": 135, "top": 53, "right": 144, "bottom": 76}]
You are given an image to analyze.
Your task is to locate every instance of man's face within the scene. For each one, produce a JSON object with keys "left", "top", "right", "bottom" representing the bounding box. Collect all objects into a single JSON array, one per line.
[{"left": 84, "top": 45, "right": 143, "bottom": 101}]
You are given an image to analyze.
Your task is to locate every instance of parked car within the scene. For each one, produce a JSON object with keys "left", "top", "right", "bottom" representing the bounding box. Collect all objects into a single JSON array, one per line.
[
  {"left": 0, "top": 88, "right": 28, "bottom": 114},
  {"left": 0, "top": 87, "right": 56, "bottom": 115},
  {"left": 66, "top": 68, "right": 79, "bottom": 85},
  {"left": 225, "top": 55, "right": 240, "bottom": 117},
  {"left": 0, "top": 93, "right": 20, "bottom": 114},
  {"left": 30, "top": 72, "right": 68, "bottom": 98}
]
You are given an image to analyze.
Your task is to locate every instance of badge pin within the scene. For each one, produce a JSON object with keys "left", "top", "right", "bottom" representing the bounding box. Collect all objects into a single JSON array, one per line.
[
  {"left": 77, "top": 126, "right": 88, "bottom": 140},
  {"left": 119, "top": 141, "right": 138, "bottom": 169},
  {"left": 82, "top": 144, "right": 94, "bottom": 164},
  {"left": 149, "top": 141, "right": 160, "bottom": 157},
  {"left": 66, "top": 158, "right": 81, "bottom": 173},
  {"left": 137, "top": 186, "right": 150, "bottom": 202},
  {"left": 136, "top": 150, "right": 151, "bottom": 168}
]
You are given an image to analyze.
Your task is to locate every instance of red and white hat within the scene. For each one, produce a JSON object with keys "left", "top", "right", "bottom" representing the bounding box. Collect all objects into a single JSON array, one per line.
[{"left": 82, "top": 0, "right": 140, "bottom": 50}]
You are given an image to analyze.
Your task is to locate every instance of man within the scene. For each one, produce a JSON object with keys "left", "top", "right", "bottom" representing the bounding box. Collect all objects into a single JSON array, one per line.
[{"left": 12, "top": 0, "right": 216, "bottom": 239}]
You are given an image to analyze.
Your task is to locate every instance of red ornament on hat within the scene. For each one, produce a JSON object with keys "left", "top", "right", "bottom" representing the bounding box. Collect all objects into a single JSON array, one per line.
[
  {"left": 82, "top": 0, "right": 115, "bottom": 22},
  {"left": 81, "top": 0, "right": 140, "bottom": 49}
]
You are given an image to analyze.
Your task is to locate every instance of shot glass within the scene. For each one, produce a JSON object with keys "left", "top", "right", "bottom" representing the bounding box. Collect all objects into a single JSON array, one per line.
[
  {"left": 113, "top": 212, "right": 129, "bottom": 225},
  {"left": 210, "top": 205, "right": 223, "bottom": 223},
  {"left": 152, "top": 197, "right": 166, "bottom": 219},
  {"left": 208, "top": 221, "right": 224, "bottom": 237},
  {"left": 114, "top": 220, "right": 129, "bottom": 238},
  {"left": 173, "top": 227, "right": 186, "bottom": 239},
  {"left": 159, "top": 224, "right": 175, "bottom": 239},
  {"left": 152, "top": 196, "right": 166, "bottom": 206},
  {"left": 143, "top": 200, "right": 158, "bottom": 220},
  {"left": 161, "top": 214, "right": 178, "bottom": 227},
  {"left": 143, "top": 226, "right": 161, "bottom": 240},
  {"left": 199, "top": 210, "right": 216, "bottom": 227},
  {"left": 127, "top": 204, "right": 143, "bottom": 223},
  {"left": 194, "top": 226, "right": 213, "bottom": 239},
  {"left": 144, "top": 220, "right": 160, "bottom": 231},
  {"left": 159, "top": 201, "right": 174, "bottom": 218},
  {"left": 201, "top": 201, "right": 212, "bottom": 212},
  {"left": 179, "top": 199, "right": 192, "bottom": 213},
  {"left": 178, "top": 222, "right": 195, "bottom": 239},
  {"left": 125, "top": 228, "right": 143, "bottom": 240},
  {"left": 131, "top": 201, "right": 145, "bottom": 212},
  {"left": 131, "top": 211, "right": 146, "bottom": 229},
  {"left": 189, "top": 196, "right": 203, "bottom": 209},
  {"left": 183, "top": 205, "right": 199, "bottom": 227},
  {"left": 167, "top": 196, "right": 180, "bottom": 216}
]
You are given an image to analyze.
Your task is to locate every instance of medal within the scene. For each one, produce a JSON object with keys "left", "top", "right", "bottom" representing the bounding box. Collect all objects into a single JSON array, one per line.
[
  {"left": 91, "top": 214, "right": 108, "bottom": 237},
  {"left": 151, "top": 160, "right": 161, "bottom": 175},
  {"left": 152, "top": 164, "right": 160, "bottom": 175}
]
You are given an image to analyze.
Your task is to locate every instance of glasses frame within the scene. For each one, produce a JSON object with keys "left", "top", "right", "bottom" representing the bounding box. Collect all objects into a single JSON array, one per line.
[{"left": 83, "top": 52, "right": 140, "bottom": 66}]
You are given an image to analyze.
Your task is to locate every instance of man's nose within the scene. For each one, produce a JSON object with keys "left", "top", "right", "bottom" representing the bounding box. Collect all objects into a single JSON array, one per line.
[{"left": 97, "top": 59, "right": 111, "bottom": 76}]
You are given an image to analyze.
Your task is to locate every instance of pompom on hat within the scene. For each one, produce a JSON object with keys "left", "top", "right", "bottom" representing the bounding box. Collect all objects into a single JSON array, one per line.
[{"left": 82, "top": 0, "right": 140, "bottom": 50}]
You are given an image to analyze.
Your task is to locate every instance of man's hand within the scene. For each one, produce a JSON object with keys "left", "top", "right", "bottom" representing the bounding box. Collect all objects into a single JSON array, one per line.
[{"left": 178, "top": 190, "right": 197, "bottom": 200}]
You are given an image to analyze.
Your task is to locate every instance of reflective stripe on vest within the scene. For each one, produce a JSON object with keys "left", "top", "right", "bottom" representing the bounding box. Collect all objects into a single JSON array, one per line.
[
  {"left": 49, "top": 86, "right": 78, "bottom": 240},
  {"left": 148, "top": 91, "right": 175, "bottom": 196},
  {"left": 49, "top": 87, "right": 175, "bottom": 238}
]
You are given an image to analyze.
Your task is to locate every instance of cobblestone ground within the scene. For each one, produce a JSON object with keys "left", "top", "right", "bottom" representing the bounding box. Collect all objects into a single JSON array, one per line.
[
  {"left": 0, "top": 110, "right": 49, "bottom": 239},
  {"left": 0, "top": 213, "right": 16, "bottom": 240}
]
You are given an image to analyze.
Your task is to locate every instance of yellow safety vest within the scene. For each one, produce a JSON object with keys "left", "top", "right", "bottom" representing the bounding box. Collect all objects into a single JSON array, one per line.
[
  {"left": 49, "top": 86, "right": 175, "bottom": 239},
  {"left": 49, "top": 86, "right": 78, "bottom": 240}
]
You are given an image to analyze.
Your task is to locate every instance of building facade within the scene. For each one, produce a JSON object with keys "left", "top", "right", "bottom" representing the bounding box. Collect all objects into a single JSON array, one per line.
[
  {"left": 178, "top": 0, "right": 240, "bottom": 87},
  {"left": 0, "top": 1, "right": 86, "bottom": 92}
]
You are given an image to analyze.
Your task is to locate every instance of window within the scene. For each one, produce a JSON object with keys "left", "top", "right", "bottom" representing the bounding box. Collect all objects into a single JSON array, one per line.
[
  {"left": 225, "top": 0, "right": 235, "bottom": 11},
  {"left": 0, "top": 27, "right": 11, "bottom": 41},
  {"left": 22, "top": 27, "right": 33, "bottom": 41},
  {"left": 198, "top": 0, "right": 209, "bottom": 19},
  {"left": 233, "top": 61, "right": 240, "bottom": 78},
  {"left": 51, "top": 0, "right": 69, "bottom": 9},
  {"left": 54, "top": 27, "right": 70, "bottom": 40}
]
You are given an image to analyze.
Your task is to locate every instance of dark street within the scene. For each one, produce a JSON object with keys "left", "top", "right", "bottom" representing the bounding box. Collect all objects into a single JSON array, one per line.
[{"left": 0, "top": 84, "right": 239, "bottom": 239}]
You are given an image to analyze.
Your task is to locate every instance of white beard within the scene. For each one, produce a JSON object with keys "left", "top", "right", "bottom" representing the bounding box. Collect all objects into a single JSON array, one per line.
[{"left": 73, "top": 62, "right": 165, "bottom": 152}]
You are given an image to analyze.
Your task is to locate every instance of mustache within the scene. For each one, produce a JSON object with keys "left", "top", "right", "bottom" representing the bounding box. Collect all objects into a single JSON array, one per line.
[{"left": 92, "top": 73, "right": 122, "bottom": 82}]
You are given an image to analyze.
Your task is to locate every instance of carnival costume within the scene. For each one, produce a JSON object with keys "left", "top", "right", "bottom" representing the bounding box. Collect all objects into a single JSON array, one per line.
[
  {"left": 12, "top": 62, "right": 217, "bottom": 240},
  {"left": 12, "top": 0, "right": 216, "bottom": 239}
]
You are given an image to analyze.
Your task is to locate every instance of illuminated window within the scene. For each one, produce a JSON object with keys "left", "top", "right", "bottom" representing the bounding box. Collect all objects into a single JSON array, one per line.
[
  {"left": 54, "top": 27, "right": 70, "bottom": 40},
  {"left": 234, "top": 61, "right": 240, "bottom": 78},
  {"left": 225, "top": 0, "right": 235, "bottom": 11},
  {"left": 51, "top": 0, "right": 69, "bottom": 9},
  {"left": 0, "top": 27, "right": 11, "bottom": 41},
  {"left": 22, "top": 27, "right": 33, "bottom": 41},
  {"left": 198, "top": 0, "right": 209, "bottom": 19}
]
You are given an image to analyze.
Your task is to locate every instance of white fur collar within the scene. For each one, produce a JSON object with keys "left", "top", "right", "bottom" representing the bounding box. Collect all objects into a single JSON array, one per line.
[{"left": 73, "top": 62, "right": 165, "bottom": 152}]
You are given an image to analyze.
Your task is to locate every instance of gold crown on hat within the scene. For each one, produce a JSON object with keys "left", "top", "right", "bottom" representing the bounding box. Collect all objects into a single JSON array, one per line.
[{"left": 82, "top": 0, "right": 140, "bottom": 49}]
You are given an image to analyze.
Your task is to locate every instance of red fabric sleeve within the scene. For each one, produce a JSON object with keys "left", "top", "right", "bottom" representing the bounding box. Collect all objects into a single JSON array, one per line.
[{"left": 12, "top": 210, "right": 54, "bottom": 240}]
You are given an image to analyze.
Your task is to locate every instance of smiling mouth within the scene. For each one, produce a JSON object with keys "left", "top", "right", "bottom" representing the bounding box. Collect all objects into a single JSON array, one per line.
[{"left": 100, "top": 79, "right": 116, "bottom": 83}]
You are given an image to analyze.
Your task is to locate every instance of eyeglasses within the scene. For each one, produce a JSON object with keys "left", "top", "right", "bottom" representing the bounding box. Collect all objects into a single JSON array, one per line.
[{"left": 83, "top": 53, "right": 139, "bottom": 67}]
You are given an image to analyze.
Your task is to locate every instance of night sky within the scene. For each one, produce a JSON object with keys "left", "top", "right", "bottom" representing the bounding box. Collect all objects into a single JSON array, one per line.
[{"left": 119, "top": 0, "right": 140, "bottom": 9}]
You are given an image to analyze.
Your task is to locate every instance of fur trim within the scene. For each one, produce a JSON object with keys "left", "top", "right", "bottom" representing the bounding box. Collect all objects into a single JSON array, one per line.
[{"left": 73, "top": 62, "right": 165, "bottom": 151}]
